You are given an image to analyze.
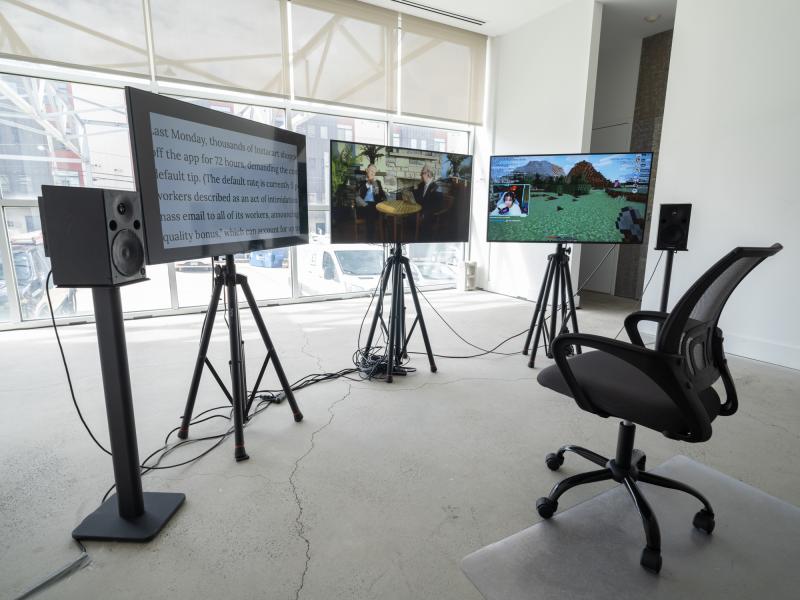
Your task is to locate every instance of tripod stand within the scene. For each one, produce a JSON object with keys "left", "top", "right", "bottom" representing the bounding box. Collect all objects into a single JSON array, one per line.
[
  {"left": 363, "top": 243, "right": 436, "bottom": 383},
  {"left": 522, "top": 243, "right": 581, "bottom": 368},
  {"left": 178, "top": 255, "right": 302, "bottom": 461}
]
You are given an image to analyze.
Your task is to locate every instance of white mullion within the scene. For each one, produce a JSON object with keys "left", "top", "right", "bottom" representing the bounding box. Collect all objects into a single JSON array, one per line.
[
  {"left": 141, "top": 0, "right": 158, "bottom": 91},
  {"left": 0, "top": 205, "right": 22, "bottom": 323}
]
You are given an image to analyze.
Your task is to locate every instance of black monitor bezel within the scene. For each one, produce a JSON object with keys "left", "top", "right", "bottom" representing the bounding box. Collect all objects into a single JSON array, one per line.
[
  {"left": 125, "top": 86, "right": 308, "bottom": 265},
  {"left": 328, "top": 139, "right": 474, "bottom": 244},
  {"left": 486, "top": 151, "right": 654, "bottom": 244}
]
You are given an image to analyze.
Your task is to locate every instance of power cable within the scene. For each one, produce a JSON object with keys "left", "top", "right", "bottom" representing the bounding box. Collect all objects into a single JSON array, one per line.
[
  {"left": 613, "top": 250, "right": 665, "bottom": 340},
  {"left": 46, "top": 271, "right": 111, "bottom": 456}
]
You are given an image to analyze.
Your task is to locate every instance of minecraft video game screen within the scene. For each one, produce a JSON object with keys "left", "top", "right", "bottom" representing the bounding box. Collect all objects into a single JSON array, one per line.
[{"left": 487, "top": 152, "right": 653, "bottom": 244}]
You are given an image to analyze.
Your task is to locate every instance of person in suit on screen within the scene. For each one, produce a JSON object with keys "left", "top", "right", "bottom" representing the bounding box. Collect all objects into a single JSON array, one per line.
[
  {"left": 354, "top": 163, "right": 386, "bottom": 240},
  {"left": 413, "top": 164, "right": 444, "bottom": 217}
]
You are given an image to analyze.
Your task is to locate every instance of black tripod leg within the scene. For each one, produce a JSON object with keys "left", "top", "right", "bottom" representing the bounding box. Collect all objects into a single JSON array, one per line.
[
  {"left": 400, "top": 272, "right": 408, "bottom": 360},
  {"left": 547, "top": 255, "right": 561, "bottom": 358},
  {"left": 559, "top": 265, "right": 570, "bottom": 336},
  {"left": 239, "top": 276, "right": 303, "bottom": 423},
  {"left": 245, "top": 352, "right": 271, "bottom": 417},
  {"left": 523, "top": 256, "right": 552, "bottom": 356},
  {"left": 529, "top": 259, "right": 555, "bottom": 368},
  {"left": 224, "top": 265, "right": 249, "bottom": 462},
  {"left": 365, "top": 261, "right": 393, "bottom": 358},
  {"left": 562, "top": 259, "right": 581, "bottom": 354},
  {"left": 178, "top": 276, "right": 223, "bottom": 439},
  {"left": 386, "top": 259, "right": 401, "bottom": 383},
  {"left": 403, "top": 258, "right": 437, "bottom": 373}
]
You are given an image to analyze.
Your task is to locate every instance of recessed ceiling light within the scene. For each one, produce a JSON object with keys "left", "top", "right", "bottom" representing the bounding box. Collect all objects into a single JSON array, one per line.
[{"left": 644, "top": 14, "right": 662, "bottom": 23}]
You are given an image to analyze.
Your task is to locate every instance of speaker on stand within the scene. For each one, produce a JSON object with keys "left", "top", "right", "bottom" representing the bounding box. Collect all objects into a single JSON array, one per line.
[
  {"left": 654, "top": 203, "right": 692, "bottom": 339},
  {"left": 39, "top": 185, "right": 184, "bottom": 542}
]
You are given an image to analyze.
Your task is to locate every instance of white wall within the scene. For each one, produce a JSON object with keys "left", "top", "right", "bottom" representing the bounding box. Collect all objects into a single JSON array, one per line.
[
  {"left": 476, "top": 0, "right": 602, "bottom": 300},
  {"left": 580, "top": 36, "right": 642, "bottom": 294},
  {"left": 590, "top": 39, "right": 641, "bottom": 152},
  {"left": 640, "top": 0, "right": 800, "bottom": 369}
]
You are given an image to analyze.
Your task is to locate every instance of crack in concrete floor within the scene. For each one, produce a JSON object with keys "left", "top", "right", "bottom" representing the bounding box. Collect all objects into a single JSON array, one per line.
[{"left": 288, "top": 383, "right": 353, "bottom": 600}]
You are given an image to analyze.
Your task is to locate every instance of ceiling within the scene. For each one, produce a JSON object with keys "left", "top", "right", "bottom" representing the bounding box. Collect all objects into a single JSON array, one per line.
[{"left": 359, "top": 0, "right": 676, "bottom": 37}]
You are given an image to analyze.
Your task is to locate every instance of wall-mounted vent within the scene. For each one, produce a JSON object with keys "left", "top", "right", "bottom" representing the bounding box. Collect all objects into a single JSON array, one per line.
[{"left": 392, "top": 1, "right": 486, "bottom": 26}]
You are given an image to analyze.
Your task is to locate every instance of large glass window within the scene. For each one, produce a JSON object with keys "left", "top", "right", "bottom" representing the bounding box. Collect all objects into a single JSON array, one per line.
[
  {"left": 0, "top": 255, "right": 8, "bottom": 322},
  {"left": 390, "top": 124, "right": 469, "bottom": 154},
  {"left": 0, "top": 73, "right": 172, "bottom": 319},
  {"left": 291, "top": 111, "right": 386, "bottom": 296},
  {"left": 173, "top": 97, "right": 291, "bottom": 307},
  {"left": 291, "top": 0, "right": 397, "bottom": 112},
  {"left": 0, "top": 251, "right": 11, "bottom": 323},
  {"left": 0, "top": 60, "right": 471, "bottom": 325},
  {"left": 150, "top": 0, "right": 287, "bottom": 96},
  {"left": 400, "top": 16, "right": 486, "bottom": 124},
  {"left": 0, "top": 1, "right": 149, "bottom": 76},
  {"left": 3, "top": 206, "right": 89, "bottom": 320}
]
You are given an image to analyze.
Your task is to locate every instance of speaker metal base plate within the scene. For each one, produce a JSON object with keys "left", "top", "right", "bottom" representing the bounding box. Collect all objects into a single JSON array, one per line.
[{"left": 72, "top": 492, "right": 185, "bottom": 542}]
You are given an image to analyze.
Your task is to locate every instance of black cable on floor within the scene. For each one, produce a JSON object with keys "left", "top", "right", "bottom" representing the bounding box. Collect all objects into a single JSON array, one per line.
[
  {"left": 46, "top": 271, "right": 111, "bottom": 456},
  {"left": 14, "top": 539, "right": 90, "bottom": 600}
]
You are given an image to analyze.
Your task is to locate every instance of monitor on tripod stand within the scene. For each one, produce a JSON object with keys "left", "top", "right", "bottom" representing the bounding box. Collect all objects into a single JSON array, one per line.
[
  {"left": 328, "top": 141, "right": 474, "bottom": 381},
  {"left": 486, "top": 152, "right": 654, "bottom": 367},
  {"left": 126, "top": 87, "right": 309, "bottom": 460}
]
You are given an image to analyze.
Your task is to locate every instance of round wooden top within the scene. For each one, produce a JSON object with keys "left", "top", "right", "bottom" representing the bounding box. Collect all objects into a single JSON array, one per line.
[{"left": 376, "top": 200, "right": 422, "bottom": 216}]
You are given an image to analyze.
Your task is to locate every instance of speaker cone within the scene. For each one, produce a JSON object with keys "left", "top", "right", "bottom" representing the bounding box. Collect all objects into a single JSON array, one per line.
[
  {"left": 112, "top": 230, "right": 145, "bottom": 276},
  {"left": 661, "top": 223, "right": 685, "bottom": 245}
]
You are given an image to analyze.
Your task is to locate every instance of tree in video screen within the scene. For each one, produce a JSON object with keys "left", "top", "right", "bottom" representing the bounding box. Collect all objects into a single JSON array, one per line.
[
  {"left": 487, "top": 152, "right": 653, "bottom": 243},
  {"left": 330, "top": 141, "right": 472, "bottom": 244}
]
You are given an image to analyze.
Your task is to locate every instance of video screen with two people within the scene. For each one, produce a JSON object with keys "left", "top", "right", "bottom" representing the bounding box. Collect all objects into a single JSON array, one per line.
[
  {"left": 330, "top": 141, "right": 472, "bottom": 244},
  {"left": 487, "top": 152, "right": 653, "bottom": 244}
]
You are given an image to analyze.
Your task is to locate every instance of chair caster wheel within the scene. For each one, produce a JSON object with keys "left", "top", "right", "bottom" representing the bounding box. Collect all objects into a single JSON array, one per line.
[
  {"left": 536, "top": 497, "right": 557, "bottom": 519},
  {"left": 640, "top": 547, "right": 662, "bottom": 573},
  {"left": 545, "top": 453, "right": 564, "bottom": 471},
  {"left": 693, "top": 509, "right": 715, "bottom": 534},
  {"left": 636, "top": 455, "right": 646, "bottom": 471}
]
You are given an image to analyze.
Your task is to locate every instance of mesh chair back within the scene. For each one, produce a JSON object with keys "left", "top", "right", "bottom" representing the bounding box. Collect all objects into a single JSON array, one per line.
[{"left": 656, "top": 244, "right": 782, "bottom": 389}]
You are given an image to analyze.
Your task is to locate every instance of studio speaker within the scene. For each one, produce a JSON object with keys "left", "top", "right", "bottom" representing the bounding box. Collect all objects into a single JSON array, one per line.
[
  {"left": 39, "top": 186, "right": 147, "bottom": 287},
  {"left": 655, "top": 203, "right": 692, "bottom": 251}
]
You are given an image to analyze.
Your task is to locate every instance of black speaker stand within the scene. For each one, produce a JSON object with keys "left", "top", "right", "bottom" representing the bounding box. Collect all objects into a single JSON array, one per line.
[
  {"left": 363, "top": 243, "right": 436, "bottom": 383},
  {"left": 522, "top": 243, "right": 581, "bottom": 368},
  {"left": 656, "top": 249, "right": 678, "bottom": 339},
  {"left": 73, "top": 286, "right": 184, "bottom": 542},
  {"left": 178, "top": 255, "right": 302, "bottom": 461}
]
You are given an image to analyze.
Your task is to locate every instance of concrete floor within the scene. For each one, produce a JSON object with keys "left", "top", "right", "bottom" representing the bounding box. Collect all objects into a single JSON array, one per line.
[{"left": 0, "top": 290, "right": 798, "bottom": 600}]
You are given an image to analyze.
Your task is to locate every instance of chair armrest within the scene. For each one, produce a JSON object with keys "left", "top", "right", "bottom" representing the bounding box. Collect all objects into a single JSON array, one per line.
[
  {"left": 552, "top": 333, "right": 713, "bottom": 441},
  {"left": 713, "top": 328, "right": 739, "bottom": 416},
  {"left": 624, "top": 310, "right": 668, "bottom": 346}
]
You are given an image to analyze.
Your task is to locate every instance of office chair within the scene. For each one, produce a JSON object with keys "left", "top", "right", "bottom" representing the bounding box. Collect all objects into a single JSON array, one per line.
[{"left": 535, "top": 244, "right": 782, "bottom": 573}]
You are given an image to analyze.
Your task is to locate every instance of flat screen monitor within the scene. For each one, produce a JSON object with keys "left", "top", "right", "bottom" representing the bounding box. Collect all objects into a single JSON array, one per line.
[
  {"left": 487, "top": 152, "right": 653, "bottom": 244},
  {"left": 329, "top": 141, "right": 472, "bottom": 244},
  {"left": 125, "top": 87, "right": 308, "bottom": 264}
]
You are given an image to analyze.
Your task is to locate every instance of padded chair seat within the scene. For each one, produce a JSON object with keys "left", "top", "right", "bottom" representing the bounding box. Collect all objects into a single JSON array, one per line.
[{"left": 537, "top": 350, "right": 720, "bottom": 434}]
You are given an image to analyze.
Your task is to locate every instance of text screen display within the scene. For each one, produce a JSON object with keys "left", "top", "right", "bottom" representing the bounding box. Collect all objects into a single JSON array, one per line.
[{"left": 150, "top": 112, "right": 301, "bottom": 249}]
